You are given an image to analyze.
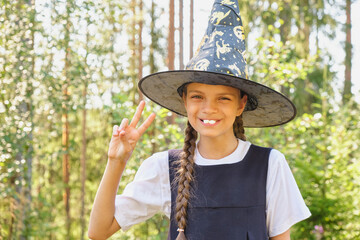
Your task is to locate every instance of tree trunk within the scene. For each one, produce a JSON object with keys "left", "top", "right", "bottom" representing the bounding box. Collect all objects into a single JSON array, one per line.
[
  {"left": 300, "top": 0, "right": 311, "bottom": 56},
  {"left": 343, "top": 0, "right": 352, "bottom": 103},
  {"left": 168, "top": 0, "right": 175, "bottom": 70},
  {"left": 150, "top": 0, "right": 157, "bottom": 73},
  {"left": 138, "top": 0, "right": 144, "bottom": 101},
  {"left": 80, "top": 85, "right": 87, "bottom": 240},
  {"left": 26, "top": 0, "right": 35, "bottom": 209},
  {"left": 130, "top": 0, "right": 138, "bottom": 104},
  {"left": 62, "top": 103, "right": 70, "bottom": 240},
  {"left": 62, "top": 0, "right": 72, "bottom": 238},
  {"left": 12, "top": 0, "right": 35, "bottom": 238},
  {"left": 279, "top": 1, "right": 291, "bottom": 43},
  {"left": 167, "top": 0, "right": 176, "bottom": 123},
  {"left": 179, "top": 0, "right": 184, "bottom": 69},
  {"left": 189, "top": 0, "right": 194, "bottom": 59}
]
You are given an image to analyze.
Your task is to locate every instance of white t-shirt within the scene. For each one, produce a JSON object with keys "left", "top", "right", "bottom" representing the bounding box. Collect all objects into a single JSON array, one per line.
[{"left": 114, "top": 139, "right": 311, "bottom": 237}]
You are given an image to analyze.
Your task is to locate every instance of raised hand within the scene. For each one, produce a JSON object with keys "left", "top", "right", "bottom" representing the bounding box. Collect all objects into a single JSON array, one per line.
[{"left": 108, "top": 101, "right": 156, "bottom": 163}]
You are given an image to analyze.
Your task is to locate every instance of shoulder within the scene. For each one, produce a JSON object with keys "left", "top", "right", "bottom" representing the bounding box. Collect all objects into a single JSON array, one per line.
[
  {"left": 140, "top": 150, "right": 168, "bottom": 166},
  {"left": 268, "top": 148, "right": 289, "bottom": 170},
  {"left": 246, "top": 142, "right": 286, "bottom": 164},
  {"left": 248, "top": 143, "right": 272, "bottom": 155},
  {"left": 142, "top": 150, "right": 169, "bottom": 163},
  {"left": 266, "top": 148, "right": 296, "bottom": 193},
  {"left": 267, "top": 148, "right": 291, "bottom": 179},
  {"left": 247, "top": 144, "right": 289, "bottom": 176},
  {"left": 134, "top": 150, "right": 170, "bottom": 180},
  {"left": 269, "top": 148, "right": 286, "bottom": 162},
  {"left": 247, "top": 143, "right": 273, "bottom": 163}
]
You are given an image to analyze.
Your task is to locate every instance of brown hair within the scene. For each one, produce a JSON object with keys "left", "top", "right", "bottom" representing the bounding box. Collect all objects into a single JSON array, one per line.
[
  {"left": 233, "top": 115, "right": 246, "bottom": 141},
  {"left": 173, "top": 118, "right": 246, "bottom": 240},
  {"left": 173, "top": 121, "right": 197, "bottom": 240}
]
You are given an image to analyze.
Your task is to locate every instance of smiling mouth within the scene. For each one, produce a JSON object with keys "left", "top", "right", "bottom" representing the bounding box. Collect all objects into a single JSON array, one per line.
[{"left": 200, "top": 119, "right": 218, "bottom": 125}]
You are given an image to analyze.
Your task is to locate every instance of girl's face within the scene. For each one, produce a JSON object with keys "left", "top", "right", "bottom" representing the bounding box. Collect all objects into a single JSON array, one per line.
[{"left": 182, "top": 83, "right": 247, "bottom": 140}]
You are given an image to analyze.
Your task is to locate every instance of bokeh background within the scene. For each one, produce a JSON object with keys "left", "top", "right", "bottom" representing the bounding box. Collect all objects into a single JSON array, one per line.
[{"left": 1, "top": 0, "right": 359, "bottom": 239}]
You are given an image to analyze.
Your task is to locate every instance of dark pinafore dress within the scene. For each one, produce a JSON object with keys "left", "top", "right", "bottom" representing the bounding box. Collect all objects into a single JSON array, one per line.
[{"left": 167, "top": 145, "right": 271, "bottom": 240}]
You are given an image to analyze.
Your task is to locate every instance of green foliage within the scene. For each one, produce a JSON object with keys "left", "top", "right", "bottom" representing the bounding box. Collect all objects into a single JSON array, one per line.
[
  {"left": 1, "top": 0, "right": 359, "bottom": 239},
  {"left": 0, "top": 0, "right": 37, "bottom": 238},
  {"left": 250, "top": 36, "right": 335, "bottom": 115},
  {"left": 287, "top": 102, "right": 360, "bottom": 239},
  {"left": 248, "top": 98, "right": 360, "bottom": 239}
]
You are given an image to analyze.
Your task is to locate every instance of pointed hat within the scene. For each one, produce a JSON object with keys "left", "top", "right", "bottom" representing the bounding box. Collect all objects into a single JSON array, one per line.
[{"left": 139, "top": 0, "right": 296, "bottom": 127}]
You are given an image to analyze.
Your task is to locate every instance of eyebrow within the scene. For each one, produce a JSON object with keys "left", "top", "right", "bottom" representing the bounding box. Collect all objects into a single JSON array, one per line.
[{"left": 188, "top": 90, "right": 237, "bottom": 96}]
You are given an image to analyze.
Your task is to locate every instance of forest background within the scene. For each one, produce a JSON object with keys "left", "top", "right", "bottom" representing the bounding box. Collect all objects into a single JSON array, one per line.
[{"left": 1, "top": 0, "right": 359, "bottom": 239}]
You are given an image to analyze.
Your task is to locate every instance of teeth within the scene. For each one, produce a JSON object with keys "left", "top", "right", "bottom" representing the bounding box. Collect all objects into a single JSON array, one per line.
[{"left": 203, "top": 120, "right": 216, "bottom": 124}]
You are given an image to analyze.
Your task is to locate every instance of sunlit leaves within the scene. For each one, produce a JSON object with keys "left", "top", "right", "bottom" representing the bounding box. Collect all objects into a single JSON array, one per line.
[{"left": 1, "top": 0, "right": 357, "bottom": 239}]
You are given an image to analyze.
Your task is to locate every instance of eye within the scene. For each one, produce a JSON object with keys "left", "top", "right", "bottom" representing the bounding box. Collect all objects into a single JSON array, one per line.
[
  {"left": 190, "top": 95, "right": 203, "bottom": 99},
  {"left": 219, "top": 97, "right": 231, "bottom": 101}
]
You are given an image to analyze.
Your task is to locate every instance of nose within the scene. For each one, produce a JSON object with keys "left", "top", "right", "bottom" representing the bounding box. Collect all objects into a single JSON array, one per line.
[{"left": 202, "top": 99, "right": 218, "bottom": 114}]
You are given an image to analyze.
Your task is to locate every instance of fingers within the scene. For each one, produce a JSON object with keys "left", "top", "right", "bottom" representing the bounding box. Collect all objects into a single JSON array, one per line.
[
  {"left": 112, "top": 125, "right": 119, "bottom": 136},
  {"left": 137, "top": 112, "right": 156, "bottom": 136},
  {"left": 129, "top": 100, "right": 145, "bottom": 128},
  {"left": 118, "top": 118, "right": 129, "bottom": 136},
  {"left": 112, "top": 101, "right": 154, "bottom": 138},
  {"left": 113, "top": 118, "right": 129, "bottom": 137}
]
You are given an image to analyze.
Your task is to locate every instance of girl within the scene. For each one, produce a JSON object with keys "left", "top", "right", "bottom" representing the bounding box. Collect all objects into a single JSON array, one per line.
[{"left": 88, "top": 1, "right": 311, "bottom": 239}]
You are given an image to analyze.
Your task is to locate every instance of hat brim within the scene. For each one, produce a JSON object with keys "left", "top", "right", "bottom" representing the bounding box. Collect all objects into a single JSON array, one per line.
[{"left": 138, "top": 70, "right": 296, "bottom": 128}]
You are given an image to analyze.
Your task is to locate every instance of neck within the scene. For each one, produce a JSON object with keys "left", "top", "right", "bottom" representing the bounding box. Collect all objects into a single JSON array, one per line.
[{"left": 197, "top": 135, "right": 239, "bottom": 160}]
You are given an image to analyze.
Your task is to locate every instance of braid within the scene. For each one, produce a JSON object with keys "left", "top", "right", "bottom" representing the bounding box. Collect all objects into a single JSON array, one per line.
[
  {"left": 233, "top": 115, "right": 246, "bottom": 141},
  {"left": 173, "top": 121, "right": 197, "bottom": 240}
]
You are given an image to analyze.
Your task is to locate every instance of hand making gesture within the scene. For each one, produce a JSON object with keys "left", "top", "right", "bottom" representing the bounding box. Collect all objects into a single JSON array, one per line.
[{"left": 108, "top": 100, "right": 156, "bottom": 163}]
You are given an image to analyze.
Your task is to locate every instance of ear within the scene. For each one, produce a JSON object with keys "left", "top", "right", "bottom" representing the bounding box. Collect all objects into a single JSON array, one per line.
[{"left": 237, "top": 94, "right": 247, "bottom": 116}]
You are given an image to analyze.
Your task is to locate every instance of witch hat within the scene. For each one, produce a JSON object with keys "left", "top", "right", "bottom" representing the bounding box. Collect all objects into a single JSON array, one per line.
[{"left": 139, "top": 0, "right": 296, "bottom": 127}]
